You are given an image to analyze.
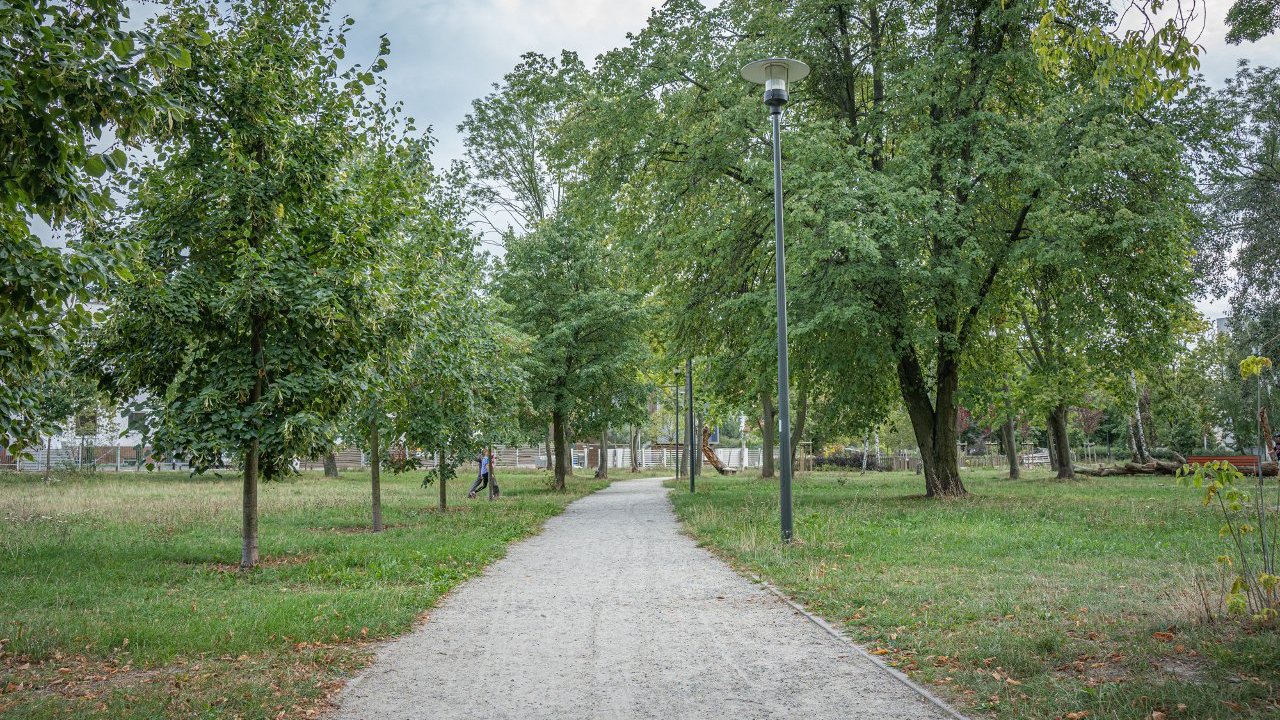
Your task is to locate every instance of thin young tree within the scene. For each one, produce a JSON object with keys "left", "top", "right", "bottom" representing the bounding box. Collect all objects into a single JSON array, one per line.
[{"left": 96, "top": 0, "right": 398, "bottom": 568}]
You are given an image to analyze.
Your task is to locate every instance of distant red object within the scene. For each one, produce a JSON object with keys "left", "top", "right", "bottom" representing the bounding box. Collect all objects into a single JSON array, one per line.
[{"left": 1185, "top": 455, "right": 1261, "bottom": 471}]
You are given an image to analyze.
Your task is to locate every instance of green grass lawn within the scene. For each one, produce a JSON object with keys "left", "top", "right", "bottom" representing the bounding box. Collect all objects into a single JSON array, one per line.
[
  {"left": 0, "top": 466, "right": 647, "bottom": 719},
  {"left": 668, "top": 469, "right": 1279, "bottom": 719}
]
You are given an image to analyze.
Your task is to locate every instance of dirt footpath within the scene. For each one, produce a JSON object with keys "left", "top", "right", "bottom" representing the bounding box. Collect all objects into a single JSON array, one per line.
[{"left": 335, "top": 477, "right": 962, "bottom": 720}]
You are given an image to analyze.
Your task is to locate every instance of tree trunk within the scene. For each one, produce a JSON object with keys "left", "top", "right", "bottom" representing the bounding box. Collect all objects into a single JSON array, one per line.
[
  {"left": 1044, "top": 415, "right": 1054, "bottom": 471},
  {"left": 898, "top": 353, "right": 967, "bottom": 497},
  {"left": 43, "top": 436, "right": 52, "bottom": 482},
  {"left": 597, "top": 424, "right": 608, "bottom": 479},
  {"left": 552, "top": 410, "right": 568, "bottom": 490},
  {"left": 790, "top": 376, "right": 809, "bottom": 469},
  {"left": 694, "top": 415, "right": 703, "bottom": 475},
  {"left": 629, "top": 424, "right": 640, "bottom": 472},
  {"left": 1130, "top": 372, "right": 1151, "bottom": 463},
  {"left": 1049, "top": 404, "right": 1074, "bottom": 480},
  {"left": 760, "top": 390, "right": 776, "bottom": 479},
  {"left": 369, "top": 417, "right": 383, "bottom": 531},
  {"left": 241, "top": 313, "right": 265, "bottom": 570},
  {"left": 323, "top": 451, "right": 338, "bottom": 478},
  {"left": 437, "top": 451, "right": 447, "bottom": 511},
  {"left": 1001, "top": 418, "right": 1020, "bottom": 479},
  {"left": 861, "top": 435, "right": 869, "bottom": 473},
  {"left": 545, "top": 422, "right": 553, "bottom": 472},
  {"left": 488, "top": 446, "right": 498, "bottom": 501},
  {"left": 740, "top": 418, "right": 748, "bottom": 471},
  {"left": 1139, "top": 386, "right": 1157, "bottom": 449}
]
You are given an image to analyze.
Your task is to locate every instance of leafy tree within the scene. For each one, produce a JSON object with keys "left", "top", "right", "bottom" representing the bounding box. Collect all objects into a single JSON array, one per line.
[
  {"left": 570, "top": 0, "right": 1204, "bottom": 497},
  {"left": 494, "top": 219, "right": 649, "bottom": 490},
  {"left": 95, "top": 0, "right": 399, "bottom": 568},
  {"left": 0, "top": 0, "right": 187, "bottom": 454},
  {"left": 1225, "top": 0, "right": 1280, "bottom": 43},
  {"left": 459, "top": 51, "right": 585, "bottom": 236}
]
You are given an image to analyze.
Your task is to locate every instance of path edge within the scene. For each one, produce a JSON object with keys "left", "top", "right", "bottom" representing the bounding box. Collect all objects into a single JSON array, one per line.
[
  {"left": 748, "top": 573, "right": 971, "bottom": 720},
  {"left": 661, "top": 480, "right": 969, "bottom": 720}
]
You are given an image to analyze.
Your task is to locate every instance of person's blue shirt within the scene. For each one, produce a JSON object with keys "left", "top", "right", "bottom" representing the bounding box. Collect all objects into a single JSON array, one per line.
[{"left": 480, "top": 455, "right": 490, "bottom": 475}]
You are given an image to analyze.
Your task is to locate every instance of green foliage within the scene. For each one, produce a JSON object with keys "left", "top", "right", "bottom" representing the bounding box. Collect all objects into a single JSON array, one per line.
[
  {"left": 1178, "top": 461, "right": 1279, "bottom": 623},
  {"left": 459, "top": 50, "right": 586, "bottom": 234},
  {"left": 569, "top": 0, "right": 1202, "bottom": 495},
  {"left": 1225, "top": 0, "right": 1280, "bottom": 43},
  {"left": 94, "top": 0, "right": 400, "bottom": 479},
  {"left": 0, "top": 0, "right": 189, "bottom": 454},
  {"left": 494, "top": 219, "right": 651, "bottom": 481}
]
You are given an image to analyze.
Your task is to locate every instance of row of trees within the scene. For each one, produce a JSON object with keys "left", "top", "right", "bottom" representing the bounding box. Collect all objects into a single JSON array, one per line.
[
  {"left": 454, "top": 0, "right": 1279, "bottom": 491},
  {"left": 4, "top": 0, "right": 1276, "bottom": 569},
  {"left": 4, "top": 0, "right": 658, "bottom": 567}
]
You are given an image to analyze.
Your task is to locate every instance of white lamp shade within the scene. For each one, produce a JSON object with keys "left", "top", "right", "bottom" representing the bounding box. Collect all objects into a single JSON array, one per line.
[{"left": 740, "top": 58, "right": 810, "bottom": 92}]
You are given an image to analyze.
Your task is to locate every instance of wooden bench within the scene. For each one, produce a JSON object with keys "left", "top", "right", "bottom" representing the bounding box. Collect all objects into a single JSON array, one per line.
[{"left": 1185, "top": 455, "right": 1261, "bottom": 472}]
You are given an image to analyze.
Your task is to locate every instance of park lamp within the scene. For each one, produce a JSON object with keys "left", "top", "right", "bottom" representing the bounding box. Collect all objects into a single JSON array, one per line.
[
  {"left": 740, "top": 58, "right": 810, "bottom": 113},
  {"left": 741, "top": 56, "right": 809, "bottom": 542}
]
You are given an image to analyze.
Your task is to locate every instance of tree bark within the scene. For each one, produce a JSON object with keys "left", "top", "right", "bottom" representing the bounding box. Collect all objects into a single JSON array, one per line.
[
  {"left": 1047, "top": 415, "right": 1059, "bottom": 472},
  {"left": 437, "top": 451, "right": 447, "bottom": 511},
  {"left": 241, "top": 312, "right": 265, "bottom": 570},
  {"left": 369, "top": 416, "right": 383, "bottom": 531},
  {"left": 323, "top": 451, "right": 338, "bottom": 478},
  {"left": 1001, "top": 418, "right": 1020, "bottom": 479},
  {"left": 1130, "top": 372, "right": 1151, "bottom": 463},
  {"left": 597, "top": 424, "right": 608, "bottom": 479},
  {"left": 790, "top": 375, "right": 809, "bottom": 469},
  {"left": 552, "top": 410, "right": 569, "bottom": 490},
  {"left": 629, "top": 424, "right": 640, "bottom": 472},
  {"left": 1139, "top": 386, "right": 1157, "bottom": 449},
  {"left": 43, "top": 436, "right": 52, "bottom": 482},
  {"left": 759, "top": 390, "right": 775, "bottom": 479},
  {"left": 1049, "top": 404, "right": 1074, "bottom": 479},
  {"left": 694, "top": 415, "right": 703, "bottom": 476},
  {"left": 898, "top": 352, "right": 967, "bottom": 497},
  {"left": 545, "top": 422, "right": 553, "bottom": 473}
]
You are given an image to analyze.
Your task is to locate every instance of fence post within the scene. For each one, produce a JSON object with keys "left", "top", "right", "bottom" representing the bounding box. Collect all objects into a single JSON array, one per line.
[{"left": 115, "top": 446, "right": 120, "bottom": 472}]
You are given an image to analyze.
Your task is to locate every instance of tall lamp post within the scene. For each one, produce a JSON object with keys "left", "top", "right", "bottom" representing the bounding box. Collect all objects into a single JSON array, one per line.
[
  {"left": 686, "top": 358, "right": 696, "bottom": 493},
  {"left": 742, "top": 57, "right": 809, "bottom": 542},
  {"left": 673, "top": 372, "right": 681, "bottom": 480}
]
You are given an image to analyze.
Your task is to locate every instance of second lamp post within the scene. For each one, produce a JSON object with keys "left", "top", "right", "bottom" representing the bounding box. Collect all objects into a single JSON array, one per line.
[{"left": 741, "top": 57, "right": 808, "bottom": 542}]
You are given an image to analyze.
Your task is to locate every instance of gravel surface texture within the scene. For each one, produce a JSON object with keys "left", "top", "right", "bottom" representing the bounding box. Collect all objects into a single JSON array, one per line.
[{"left": 335, "top": 476, "right": 960, "bottom": 719}]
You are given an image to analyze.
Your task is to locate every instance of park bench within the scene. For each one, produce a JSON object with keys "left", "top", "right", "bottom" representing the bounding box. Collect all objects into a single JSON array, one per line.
[{"left": 1185, "top": 455, "right": 1261, "bottom": 472}]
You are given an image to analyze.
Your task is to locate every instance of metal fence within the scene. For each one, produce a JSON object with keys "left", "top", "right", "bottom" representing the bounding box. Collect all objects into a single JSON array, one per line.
[{"left": 0, "top": 445, "right": 191, "bottom": 472}]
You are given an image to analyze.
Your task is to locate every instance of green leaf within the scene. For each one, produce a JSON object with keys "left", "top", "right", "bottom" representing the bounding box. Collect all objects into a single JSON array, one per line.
[{"left": 84, "top": 155, "right": 108, "bottom": 178}]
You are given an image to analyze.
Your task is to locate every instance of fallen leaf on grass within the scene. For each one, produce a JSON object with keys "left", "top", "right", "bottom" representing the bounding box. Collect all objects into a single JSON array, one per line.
[
  {"left": 1152, "top": 631, "right": 1175, "bottom": 642},
  {"left": 1065, "top": 712, "right": 1090, "bottom": 719}
]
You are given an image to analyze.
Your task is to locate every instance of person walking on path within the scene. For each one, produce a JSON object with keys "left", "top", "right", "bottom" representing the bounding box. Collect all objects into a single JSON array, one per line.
[{"left": 468, "top": 448, "right": 499, "bottom": 499}]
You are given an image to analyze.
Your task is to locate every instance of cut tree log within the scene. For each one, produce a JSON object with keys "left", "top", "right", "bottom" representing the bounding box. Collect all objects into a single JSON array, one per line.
[{"left": 1075, "top": 460, "right": 1278, "bottom": 477}]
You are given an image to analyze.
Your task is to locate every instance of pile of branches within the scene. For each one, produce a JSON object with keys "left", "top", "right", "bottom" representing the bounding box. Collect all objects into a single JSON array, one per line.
[
  {"left": 1075, "top": 460, "right": 1278, "bottom": 477},
  {"left": 814, "top": 452, "right": 886, "bottom": 472}
]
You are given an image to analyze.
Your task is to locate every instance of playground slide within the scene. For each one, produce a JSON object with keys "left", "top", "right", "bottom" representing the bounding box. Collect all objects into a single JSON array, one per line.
[{"left": 702, "top": 426, "right": 736, "bottom": 475}]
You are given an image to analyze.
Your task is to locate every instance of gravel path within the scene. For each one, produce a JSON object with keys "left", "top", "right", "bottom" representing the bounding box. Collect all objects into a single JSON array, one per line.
[{"left": 335, "top": 477, "right": 961, "bottom": 720}]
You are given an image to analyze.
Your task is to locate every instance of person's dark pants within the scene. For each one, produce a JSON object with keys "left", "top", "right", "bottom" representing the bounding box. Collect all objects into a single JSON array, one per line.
[{"left": 469, "top": 472, "right": 490, "bottom": 497}]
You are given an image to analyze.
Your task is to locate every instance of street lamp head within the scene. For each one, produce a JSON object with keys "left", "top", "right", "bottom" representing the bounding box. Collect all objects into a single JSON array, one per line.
[{"left": 741, "top": 58, "right": 809, "bottom": 111}]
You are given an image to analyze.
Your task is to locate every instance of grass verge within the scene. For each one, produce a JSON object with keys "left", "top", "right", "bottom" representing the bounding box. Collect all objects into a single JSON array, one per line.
[
  {"left": 667, "top": 469, "right": 1278, "bottom": 719},
  {"left": 0, "top": 466, "right": 635, "bottom": 718}
]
